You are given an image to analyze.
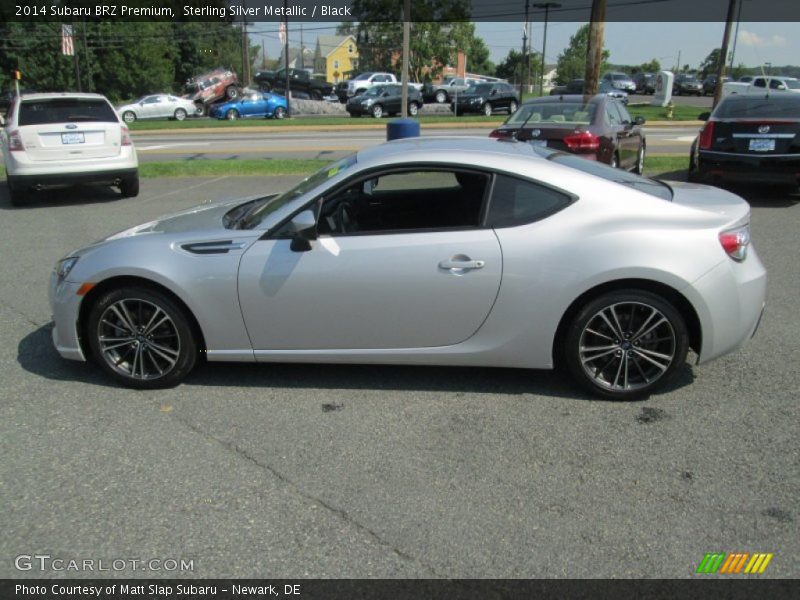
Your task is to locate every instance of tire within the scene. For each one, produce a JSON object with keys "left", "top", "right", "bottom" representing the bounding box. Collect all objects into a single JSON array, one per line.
[
  {"left": 562, "top": 290, "right": 689, "bottom": 400},
  {"left": 226, "top": 109, "right": 239, "bottom": 121},
  {"left": 372, "top": 104, "right": 384, "bottom": 119},
  {"left": 483, "top": 102, "right": 493, "bottom": 117},
  {"left": 272, "top": 106, "right": 286, "bottom": 120},
  {"left": 6, "top": 177, "right": 27, "bottom": 207},
  {"left": 122, "top": 111, "right": 136, "bottom": 124},
  {"left": 408, "top": 102, "right": 419, "bottom": 116},
  {"left": 610, "top": 152, "right": 620, "bottom": 169},
  {"left": 509, "top": 100, "right": 518, "bottom": 114},
  {"left": 86, "top": 286, "right": 198, "bottom": 389},
  {"left": 435, "top": 90, "right": 448, "bottom": 104},
  {"left": 633, "top": 143, "right": 645, "bottom": 175},
  {"left": 120, "top": 174, "right": 139, "bottom": 198},
  {"left": 173, "top": 108, "right": 187, "bottom": 121},
  {"left": 310, "top": 90, "right": 322, "bottom": 101},
  {"left": 225, "top": 85, "right": 239, "bottom": 100}
]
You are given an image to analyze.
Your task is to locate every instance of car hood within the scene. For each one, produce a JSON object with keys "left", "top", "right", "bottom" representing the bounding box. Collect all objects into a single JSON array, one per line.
[{"left": 667, "top": 181, "right": 750, "bottom": 227}]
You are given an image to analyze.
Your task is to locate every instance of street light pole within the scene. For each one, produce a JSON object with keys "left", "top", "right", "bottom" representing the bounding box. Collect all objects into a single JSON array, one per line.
[
  {"left": 534, "top": 2, "right": 561, "bottom": 96},
  {"left": 520, "top": 0, "right": 529, "bottom": 100}
]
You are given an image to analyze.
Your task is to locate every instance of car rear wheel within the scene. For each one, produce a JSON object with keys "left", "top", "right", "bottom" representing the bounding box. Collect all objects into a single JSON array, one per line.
[
  {"left": 122, "top": 111, "right": 136, "bottom": 124},
  {"left": 372, "top": 104, "right": 384, "bottom": 118},
  {"left": 509, "top": 100, "right": 518, "bottom": 114},
  {"left": 120, "top": 174, "right": 139, "bottom": 198},
  {"left": 563, "top": 290, "right": 689, "bottom": 400},
  {"left": 435, "top": 90, "right": 448, "bottom": 103},
  {"left": 408, "top": 102, "right": 419, "bottom": 116},
  {"left": 226, "top": 109, "right": 239, "bottom": 121},
  {"left": 610, "top": 152, "right": 619, "bottom": 169},
  {"left": 87, "top": 287, "right": 198, "bottom": 389},
  {"left": 225, "top": 85, "right": 239, "bottom": 100},
  {"left": 273, "top": 106, "right": 286, "bottom": 120},
  {"left": 173, "top": 108, "right": 187, "bottom": 121},
  {"left": 6, "top": 177, "right": 27, "bottom": 207},
  {"left": 483, "top": 102, "right": 493, "bottom": 117}
]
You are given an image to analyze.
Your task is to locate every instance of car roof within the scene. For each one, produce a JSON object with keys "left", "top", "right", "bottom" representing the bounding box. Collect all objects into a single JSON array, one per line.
[
  {"left": 18, "top": 92, "right": 110, "bottom": 101},
  {"left": 356, "top": 137, "right": 546, "bottom": 165}
]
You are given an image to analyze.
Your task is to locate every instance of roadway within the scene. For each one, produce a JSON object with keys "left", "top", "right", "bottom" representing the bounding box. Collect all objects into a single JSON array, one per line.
[{"left": 132, "top": 125, "right": 701, "bottom": 163}]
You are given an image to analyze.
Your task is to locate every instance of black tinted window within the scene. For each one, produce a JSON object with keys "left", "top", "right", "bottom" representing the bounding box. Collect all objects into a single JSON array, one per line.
[
  {"left": 714, "top": 96, "right": 800, "bottom": 119},
  {"left": 486, "top": 175, "right": 570, "bottom": 228},
  {"left": 19, "top": 98, "right": 118, "bottom": 125}
]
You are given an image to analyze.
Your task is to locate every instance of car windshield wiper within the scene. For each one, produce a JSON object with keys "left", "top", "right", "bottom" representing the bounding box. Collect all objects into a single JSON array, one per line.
[{"left": 236, "top": 196, "right": 279, "bottom": 229}]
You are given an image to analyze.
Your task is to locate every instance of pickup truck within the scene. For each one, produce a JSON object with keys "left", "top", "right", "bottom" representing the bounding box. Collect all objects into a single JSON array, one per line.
[
  {"left": 422, "top": 77, "right": 484, "bottom": 104},
  {"left": 722, "top": 76, "right": 800, "bottom": 98},
  {"left": 344, "top": 72, "right": 423, "bottom": 100},
  {"left": 254, "top": 68, "right": 334, "bottom": 101},
  {"left": 184, "top": 67, "right": 242, "bottom": 115}
]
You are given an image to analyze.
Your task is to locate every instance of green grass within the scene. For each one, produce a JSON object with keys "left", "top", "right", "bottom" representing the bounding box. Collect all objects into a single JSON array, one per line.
[
  {"left": 0, "top": 156, "right": 689, "bottom": 181},
  {"left": 128, "top": 114, "right": 506, "bottom": 131},
  {"left": 628, "top": 103, "right": 706, "bottom": 122}
]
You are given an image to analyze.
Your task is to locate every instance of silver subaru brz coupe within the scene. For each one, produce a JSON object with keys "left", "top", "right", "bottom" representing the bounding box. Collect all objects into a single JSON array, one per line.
[{"left": 49, "top": 137, "right": 766, "bottom": 399}]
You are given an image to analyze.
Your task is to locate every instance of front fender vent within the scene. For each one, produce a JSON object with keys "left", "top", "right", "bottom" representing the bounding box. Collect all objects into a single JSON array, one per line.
[{"left": 181, "top": 240, "right": 245, "bottom": 255}]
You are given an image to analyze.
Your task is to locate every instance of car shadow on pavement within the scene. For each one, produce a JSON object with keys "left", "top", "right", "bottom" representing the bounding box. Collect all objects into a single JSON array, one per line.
[
  {"left": 0, "top": 182, "right": 123, "bottom": 210},
  {"left": 19, "top": 323, "right": 696, "bottom": 401}
]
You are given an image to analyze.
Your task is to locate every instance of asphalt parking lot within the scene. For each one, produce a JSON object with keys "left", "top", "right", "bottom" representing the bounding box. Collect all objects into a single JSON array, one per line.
[{"left": 0, "top": 175, "right": 797, "bottom": 579}]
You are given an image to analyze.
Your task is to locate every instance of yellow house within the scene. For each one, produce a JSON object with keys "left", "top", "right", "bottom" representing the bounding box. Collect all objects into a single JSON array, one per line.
[{"left": 314, "top": 35, "right": 359, "bottom": 83}]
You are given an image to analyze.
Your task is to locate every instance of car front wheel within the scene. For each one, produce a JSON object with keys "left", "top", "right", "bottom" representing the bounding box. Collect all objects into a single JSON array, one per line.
[
  {"left": 173, "top": 108, "right": 187, "bottom": 121},
  {"left": 408, "top": 102, "right": 419, "bottom": 116},
  {"left": 563, "top": 290, "right": 689, "bottom": 400},
  {"left": 372, "top": 104, "right": 384, "bottom": 118},
  {"left": 226, "top": 109, "right": 239, "bottom": 121},
  {"left": 87, "top": 287, "right": 198, "bottom": 389}
]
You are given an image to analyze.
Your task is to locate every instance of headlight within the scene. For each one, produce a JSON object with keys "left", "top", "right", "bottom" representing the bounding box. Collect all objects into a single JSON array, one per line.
[
  {"left": 470, "top": 98, "right": 481, "bottom": 103},
  {"left": 56, "top": 257, "right": 79, "bottom": 281}
]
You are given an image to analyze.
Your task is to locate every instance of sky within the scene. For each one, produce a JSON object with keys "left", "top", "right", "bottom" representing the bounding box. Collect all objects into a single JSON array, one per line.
[{"left": 252, "top": 22, "right": 800, "bottom": 72}]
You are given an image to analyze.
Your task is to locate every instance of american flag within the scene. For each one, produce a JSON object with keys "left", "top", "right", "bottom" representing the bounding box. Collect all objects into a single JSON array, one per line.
[
  {"left": 61, "top": 24, "right": 74, "bottom": 56},
  {"left": 279, "top": 21, "right": 286, "bottom": 45}
]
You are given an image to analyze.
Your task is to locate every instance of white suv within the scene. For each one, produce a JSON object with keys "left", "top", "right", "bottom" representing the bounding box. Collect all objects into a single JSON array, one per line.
[{"left": 1, "top": 92, "right": 138, "bottom": 207}]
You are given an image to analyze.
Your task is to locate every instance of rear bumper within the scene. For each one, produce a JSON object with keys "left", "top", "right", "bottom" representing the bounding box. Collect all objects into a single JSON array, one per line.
[
  {"left": 697, "top": 150, "right": 800, "bottom": 184},
  {"left": 5, "top": 146, "right": 138, "bottom": 185},
  {"left": 11, "top": 168, "right": 138, "bottom": 188}
]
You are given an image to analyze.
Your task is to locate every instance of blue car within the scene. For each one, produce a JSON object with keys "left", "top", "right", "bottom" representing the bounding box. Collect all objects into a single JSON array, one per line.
[{"left": 212, "top": 92, "right": 288, "bottom": 120}]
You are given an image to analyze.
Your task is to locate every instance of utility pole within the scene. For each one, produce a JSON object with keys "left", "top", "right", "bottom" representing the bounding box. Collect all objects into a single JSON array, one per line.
[
  {"left": 520, "top": 0, "right": 529, "bottom": 100},
  {"left": 583, "top": 0, "right": 606, "bottom": 96},
  {"left": 299, "top": 24, "right": 304, "bottom": 70},
  {"left": 283, "top": 0, "right": 290, "bottom": 117},
  {"left": 712, "top": 0, "right": 737, "bottom": 108},
  {"left": 535, "top": 3, "right": 561, "bottom": 96},
  {"left": 401, "top": 0, "right": 410, "bottom": 118},
  {"left": 240, "top": 2, "right": 250, "bottom": 87},
  {"left": 72, "top": 22, "right": 82, "bottom": 92},
  {"left": 729, "top": 0, "right": 744, "bottom": 73}
]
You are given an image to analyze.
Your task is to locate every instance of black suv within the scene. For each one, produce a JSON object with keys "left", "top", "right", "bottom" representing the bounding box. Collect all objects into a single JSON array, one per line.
[
  {"left": 633, "top": 73, "right": 656, "bottom": 94},
  {"left": 451, "top": 82, "right": 519, "bottom": 116},
  {"left": 346, "top": 84, "right": 423, "bottom": 118},
  {"left": 673, "top": 74, "right": 703, "bottom": 96}
]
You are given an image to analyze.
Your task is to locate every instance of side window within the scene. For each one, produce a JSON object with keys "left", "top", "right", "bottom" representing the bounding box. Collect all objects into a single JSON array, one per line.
[
  {"left": 617, "top": 103, "right": 632, "bottom": 124},
  {"left": 486, "top": 174, "right": 571, "bottom": 228},
  {"left": 605, "top": 104, "right": 622, "bottom": 125},
  {"left": 317, "top": 169, "right": 490, "bottom": 235},
  {"left": 753, "top": 78, "right": 766, "bottom": 88},
  {"left": 769, "top": 79, "right": 784, "bottom": 90}
]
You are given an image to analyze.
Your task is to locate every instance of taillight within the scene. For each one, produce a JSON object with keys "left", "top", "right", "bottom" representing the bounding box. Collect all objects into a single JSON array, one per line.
[
  {"left": 698, "top": 120, "right": 715, "bottom": 150},
  {"left": 489, "top": 129, "right": 512, "bottom": 139},
  {"left": 719, "top": 225, "right": 750, "bottom": 261},
  {"left": 121, "top": 126, "right": 132, "bottom": 146},
  {"left": 563, "top": 131, "right": 600, "bottom": 152},
  {"left": 8, "top": 130, "right": 24, "bottom": 152}
]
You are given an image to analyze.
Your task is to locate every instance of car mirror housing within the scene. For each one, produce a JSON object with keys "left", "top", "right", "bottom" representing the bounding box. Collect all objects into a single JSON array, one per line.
[{"left": 287, "top": 209, "right": 318, "bottom": 252}]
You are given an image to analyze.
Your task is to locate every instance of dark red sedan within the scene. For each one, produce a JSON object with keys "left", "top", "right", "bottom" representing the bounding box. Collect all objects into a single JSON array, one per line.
[{"left": 489, "top": 95, "right": 647, "bottom": 173}]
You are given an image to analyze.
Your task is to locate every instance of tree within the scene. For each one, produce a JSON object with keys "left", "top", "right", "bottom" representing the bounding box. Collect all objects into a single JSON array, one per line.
[
  {"left": 495, "top": 49, "right": 542, "bottom": 84},
  {"left": 555, "top": 24, "right": 609, "bottom": 85},
  {"left": 699, "top": 48, "right": 729, "bottom": 78},
  {"left": 637, "top": 59, "right": 661, "bottom": 73}
]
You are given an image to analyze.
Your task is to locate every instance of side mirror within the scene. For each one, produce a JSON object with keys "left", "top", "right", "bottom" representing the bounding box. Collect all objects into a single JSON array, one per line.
[
  {"left": 382, "top": 91, "right": 390, "bottom": 97},
  {"left": 698, "top": 112, "right": 711, "bottom": 121},
  {"left": 287, "top": 209, "right": 317, "bottom": 252},
  {"left": 634, "top": 115, "right": 646, "bottom": 125},
  {"left": 777, "top": 84, "right": 787, "bottom": 90},
  {"left": 490, "top": 89, "right": 497, "bottom": 96}
]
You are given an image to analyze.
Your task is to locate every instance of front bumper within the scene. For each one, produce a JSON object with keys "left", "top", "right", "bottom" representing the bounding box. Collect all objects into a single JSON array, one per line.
[
  {"left": 48, "top": 273, "right": 86, "bottom": 362},
  {"left": 697, "top": 150, "right": 800, "bottom": 184},
  {"left": 346, "top": 103, "right": 373, "bottom": 115}
]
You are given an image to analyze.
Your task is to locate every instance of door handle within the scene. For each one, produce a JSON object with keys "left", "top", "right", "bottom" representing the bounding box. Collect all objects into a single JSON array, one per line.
[{"left": 439, "top": 258, "right": 485, "bottom": 270}]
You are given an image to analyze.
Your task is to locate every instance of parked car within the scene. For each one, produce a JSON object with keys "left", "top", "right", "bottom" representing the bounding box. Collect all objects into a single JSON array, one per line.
[
  {"left": 688, "top": 93, "right": 800, "bottom": 187},
  {"left": 117, "top": 94, "right": 202, "bottom": 124},
  {"left": 184, "top": 67, "right": 242, "bottom": 114},
  {"left": 602, "top": 72, "right": 636, "bottom": 93},
  {"left": 254, "top": 68, "right": 333, "bottom": 101},
  {"left": 346, "top": 84, "right": 422, "bottom": 118},
  {"left": 549, "top": 79, "right": 629, "bottom": 104},
  {"left": 1, "top": 92, "right": 138, "bottom": 206},
  {"left": 489, "top": 95, "right": 646, "bottom": 172},
  {"left": 211, "top": 92, "right": 287, "bottom": 120},
  {"left": 48, "top": 137, "right": 766, "bottom": 400},
  {"left": 633, "top": 73, "right": 656, "bottom": 94},
  {"left": 673, "top": 74, "right": 703, "bottom": 96},
  {"left": 722, "top": 75, "right": 800, "bottom": 98},
  {"left": 423, "top": 77, "right": 484, "bottom": 103},
  {"left": 451, "top": 82, "right": 519, "bottom": 116},
  {"left": 701, "top": 75, "right": 731, "bottom": 96}
]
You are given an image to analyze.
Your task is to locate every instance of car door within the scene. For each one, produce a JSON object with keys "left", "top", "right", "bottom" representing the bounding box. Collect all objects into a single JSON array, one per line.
[
  {"left": 237, "top": 167, "right": 503, "bottom": 351},
  {"left": 604, "top": 102, "right": 630, "bottom": 166},
  {"left": 386, "top": 85, "right": 402, "bottom": 113},
  {"left": 615, "top": 102, "right": 641, "bottom": 167},
  {"left": 138, "top": 95, "right": 161, "bottom": 119}
]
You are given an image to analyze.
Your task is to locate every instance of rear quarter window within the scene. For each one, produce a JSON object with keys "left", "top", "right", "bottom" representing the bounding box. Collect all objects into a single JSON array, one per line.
[
  {"left": 19, "top": 98, "right": 118, "bottom": 126},
  {"left": 486, "top": 174, "right": 572, "bottom": 228}
]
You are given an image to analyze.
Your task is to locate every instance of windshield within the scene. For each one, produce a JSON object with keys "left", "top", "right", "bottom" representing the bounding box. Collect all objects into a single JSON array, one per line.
[
  {"left": 682, "top": 75, "right": 697, "bottom": 81},
  {"left": 239, "top": 155, "right": 358, "bottom": 229},
  {"left": 506, "top": 102, "right": 597, "bottom": 125},
  {"left": 353, "top": 73, "right": 372, "bottom": 81},
  {"left": 612, "top": 74, "right": 627, "bottom": 81},
  {"left": 714, "top": 95, "right": 800, "bottom": 119},
  {"left": 785, "top": 79, "right": 800, "bottom": 89},
  {"left": 532, "top": 146, "right": 673, "bottom": 201}
]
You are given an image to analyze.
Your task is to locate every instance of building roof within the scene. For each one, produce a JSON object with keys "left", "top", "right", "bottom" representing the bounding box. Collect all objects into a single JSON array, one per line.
[{"left": 316, "top": 35, "right": 356, "bottom": 58}]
